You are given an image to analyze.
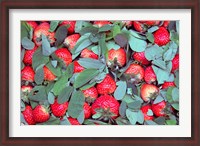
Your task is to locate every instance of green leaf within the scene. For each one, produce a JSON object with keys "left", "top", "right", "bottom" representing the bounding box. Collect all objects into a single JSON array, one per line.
[
  {"left": 147, "top": 109, "right": 154, "bottom": 116},
  {"left": 145, "top": 120, "right": 158, "bottom": 125},
  {"left": 89, "top": 71, "right": 107, "bottom": 84},
  {"left": 90, "top": 45, "right": 99, "bottom": 55},
  {"left": 106, "top": 41, "right": 120, "bottom": 50},
  {"left": 170, "top": 31, "right": 179, "bottom": 44},
  {"left": 129, "top": 35, "right": 147, "bottom": 52},
  {"left": 45, "top": 82, "right": 55, "bottom": 94},
  {"left": 114, "top": 33, "right": 128, "bottom": 47},
  {"left": 152, "top": 59, "right": 167, "bottom": 70},
  {"left": 126, "top": 109, "right": 137, "bottom": 125},
  {"left": 115, "top": 117, "right": 130, "bottom": 125},
  {"left": 172, "top": 103, "right": 179, "bottom": 111},
  {"left": 154, "top": 117, "right": 165, "bottom": 125},
  {"left": 114, "top": 81, "right": 127, "bottom": 100},
  {"left": 34, "top": 66, "right": 44, "bottom": 85},
  {"left": 127, "top": 100, "right": 142, "bottom": 110},
  {"left": 29, "top": 86, "right": 47, "bottom": 102},
  {"left": 122, "top": 94, "right": 135, "bottom": 104},
  {"left": 47, "top": 92, "right": 55, "bottom": 104},
  {"left": 98, "top": 33, "right": 108, "bottom": 57},
  {"left": 146, "top": 32, "right": 154, "bottom": 43},
  {"left": 52, "top": 75, "right": 69, "bottom": 96},
  {"left": 21, "top": 100, "right": 25, "bottom": 111},
  {"left": 119, "top": 101, "right": 127, "bottom": 117},
  {"left": 64, "top": 62, "right": 74, "bottom": 78},
  {"left": 148, "top": 26, "right": 159, "bottom": 33},
  {"left": 57, "top": 86, "right": 73, "bottom": 104},
  {"left": 21, "top": 21, "right": 32, "bottom": 40},
  {"left": 77, "top": 110, "right": 85, "bottom": 124},
  {"left": 174, "top": 71, "right": 179, "bottom": 87},
  {"left": 74, "top": 69, "right": 100, "bottom": 88},
  {"left": 92, "top": 113, "right": 102, "bottom": 119},
  {"left": 98, "top": 24, "right": 112, "bottom": 32},
  {"left": 176, "top": 21, "right": 179, "bottom": 34},
  {"left": 46, "top": 61, "right": 61, "bottom": 77},
  {"left": 129, "top": 29, "right": 146, "bottom": 40},
  {"left": 163, "top": 42, "right": 178, "bottom": 61},
  {"left": 152, "top": 65, "right": 170, "bottom": 84},
  {"left": 166, "top": 119, "right": 177, "bottom": 125},
  {"left": 153, "top": 95, "right": 164, "bottom": 104},
  {"left": 137, "top": 110, "right": 144, "bottom": 124},
  {"left": 75, "top": 20, "right": 83, "bottom": 33},
  {"left": 68, "top": 90, "right": 85, "bottom": 118},
  {"left": 21, "top": 37, "right": 35, "bottom": 50},
  {"left": 42, "top": 34, "right": 57, "bottom": 56},
  {"left": 166, "top": 87, "right": 174, "bottom": 103},
  {"left": 112, "top": 25, "right": 121, "bottom": 37},
  {"left": 80, "top": 82, "right": 96, "bottom": 90},
  {"left": 38, "top": 117, "right": 60, "bottom": 125},
  {"left": 79, "top": 26, "right": 98, "bottom": 35},
  {"left": 51, "top": 60, "right": 58, "bottom": 68},
  {"left": 60, "top": 117, "right": 71, "bottom": 125},
  {"left": 55, "top": 25, "right": 68, "bottom": 47},
  {"left": 49, "top": 21, "right": 60, "bottom": 32},
  {"left": 145, "top": 45, "right": 163, "bottom": 61},
  {"left": 78, "top": 58, "right": 105, "bottom": 69},
  {"left": 172, "top": 87, "right": 179, "bottom": 102}
]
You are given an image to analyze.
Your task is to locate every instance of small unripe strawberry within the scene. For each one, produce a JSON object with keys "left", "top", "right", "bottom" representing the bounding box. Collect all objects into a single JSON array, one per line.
[
  {"left": 64, "top": 34, "right": 80, "bottom": 51},
  {"left": 125, "top": 64, "right": 145, "bottom": 82},
  {"left": 141, "top": 104, "right": 154, "bottom": 120},
  {"left": 50, "top": 99, "right": 69, "bottom": 117},
  {"left": 153, "top": 27, "right": 170, "bottom": 46},
  {"left": 93, "top": 21, "right": 111, "bottom": 27},
  {"left": 23, "top": 45, "right": 38, "bottom": 65},
  {"left": 162, "top": 82, "right": 176, "bottom": 89},
  {"left": 80, "top": 48, "right": 98, "bottom": 60},
  {"left": 107, "top": 48, "right": 126, "bottom": 67},
  {"left": 171, "top": 54, "right": 179, "bottom": 72},
  {"left": 82, "top": 87, "right": 98, "bottom": 103},
  {"left": 144, "top": 66, "right": 157, "bottom": 84},
  {"left": 73, "top": 61, "right": 84, "bottom": 73},
  {"left": 140, "top": 84, "right": 159, "bottom": 102},
  {"left": 152, "top": 101, "right": 167, "bottom": 117},
  {"left": 32, "top": 105, "right": 50, "bottom": 123},
  {"left": 59, "top": 21, "right": 76, "bottom": 34},
  {"left": 21, "top": 66, "right": 35, "bottom": 82},
  {"left": 133, "top": 51, "right": 150, "bottom": 65},
  {"left": 83, "top": 102, "right": 92, "bottom": 119},
  {"left": 22, "top": 105, "right": 36, "bottom": 125},
  {"left": 43, "top": 66, "right": 56, "bottom": 81},
  {"left": 68, "top": 117, "right": 80, "bottom": 125},
  {"left": 54, "top": 48, "right": 72, "bottom": 66}
]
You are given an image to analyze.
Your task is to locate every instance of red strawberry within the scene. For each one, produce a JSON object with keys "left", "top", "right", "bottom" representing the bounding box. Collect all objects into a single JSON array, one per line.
[
  {"left": 171, "top": 54, "right": 179, "bottom": 72},
  {"left": 141, "top": 104, "right": 154, "bottom": 120},
  {"left": 43, "top": 66, "right": 56, "bottom": 81},
  {"left": 32, "top": 105, "right": 50, "bottom": 123},
  {"left": 50, "top": 99, "right": 69, "bottom": 117},
  {"left": 26, "top": 21, "right": 38, "bottom": 30},
  {"left": 64, "top": 34, "right": 80, "bottom": 51},
  {"left": 68, "top": 117, "right": 80, "bottom": 125},
  {"left": 33, "top": 22, "right": 55, "bottom": 46},
  {"left": 83, "top": 102, "right": 92, "bottom": 119},
  {"left": 21, "top": 66, "right": 35, "bottom": 82},
  {"left": 80, "top": 48, "right": 98, "bottom": 60},
  {"left": 23, "top": 45, "right": 38, "bottom": 65},
  {"left": 121, "top": 20, "right": 132, "bottom": 28},
  {"left": 162, "top": 21, "right": 170, "bottom": 28},
  {"left": 133, "top": 51, "right": 150, "bottom": 65},
  {"left": 54, "top": 48, "right": 72, "bottom": 66},
  {"left": 140, "top": 84, "right": 159, "bottom": 102},
  {"left": 132, "top": 21, "right": 147, "bottom": 32},
  {"left": 91, "top": 95, "right": 120, "bottom": 119},
  {"left": 107, "top": 48, "right": 126, "bottom": 67},
  {"left": 96, "top": 74, "right": 116, "bottom": 95},
  {"left": 22, "top": 105, "right": 36, "bottom": 125},
  {"left": 21, "top": 86, "right": 33, "bottom": 103},
  {"left": 152, "top": 101, "right": 167, "bottom": 117},
  {"left": 162, "top": 82, "right": 175, "bottom": 89},
  {"left": 73, "top": 61, "right": 85, "bottom": 73},
  {"left": 141, "top": 21, "right": 160, "bottom": 26},
  {"left": 82, "top": 87, "right": 98, "bottom": 103},
  {"left": 144, "top": 66, "right": 157, "bottom": 84},
  {"left": 125, "top": 64, "right": 145, "bottom": 82},
  {"left": 93, "top": 21, "right": 111, "bottom": 27},
  {"left": 153, "top": 27, "right": 170, "bottom": 46},
  {"left": 59, "top": 21, "right": 76, "bottom": 34}
]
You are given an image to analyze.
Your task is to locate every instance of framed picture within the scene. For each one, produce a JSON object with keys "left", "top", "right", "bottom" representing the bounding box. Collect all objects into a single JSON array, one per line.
[{"left": 1, "top": 0, "right": 199, "bottom": 145}]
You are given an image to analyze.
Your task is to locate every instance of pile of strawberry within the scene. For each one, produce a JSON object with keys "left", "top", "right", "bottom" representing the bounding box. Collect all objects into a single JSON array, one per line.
[{"left": 21, "top": 20, "right": 179, "bottom": 125}]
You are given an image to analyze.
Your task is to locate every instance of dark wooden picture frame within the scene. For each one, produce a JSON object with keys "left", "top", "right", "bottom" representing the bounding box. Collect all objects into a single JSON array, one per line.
[{"left": 0, "top": 0, "right": 199, "bottom": 145}]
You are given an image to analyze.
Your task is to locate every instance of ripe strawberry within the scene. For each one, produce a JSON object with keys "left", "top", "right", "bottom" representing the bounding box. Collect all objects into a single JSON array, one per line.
[
  {"left": 33, "top": 22, "right": 55, "bottom": 46},
  {"left": 43, "top": 66, "right": 56, "bottom": 81},
  {"left": 162, "top": 21, "right": 170, "bottom": 28},
  {"left": 141, "top": 104, "right": 154, "bottom": 120},
  {"left": 93, "top": 21, "right": 111, "bottom": 27},
  {"left": 140, "top": 84, "right": 159, "bottom": 102},
  {"left": 133, "top": 51, "right": 150, "bottom": 65},
  {"left": 171, "top": 54, "right": 179, "bottom": 72},
  {"left": 96, "top": 74, "right": 116, "bottom": 95},
  {"left": 162, "top": 82, "right": 175, "bottom": 89},
  {"left": 80, "top": 48, "right": 98, "bottom": 60},
  {"left": 152, "top": 101, "right": 167, "bottom": 117},
  {"left": 23, "top": 45, "right": 38, "bottom": 65},
  {"left": 54, "top": 48, "right": 72, "bottom": 66},
  {"left": 21, "top": 66, "right": 35, "bottom": 82},
  {"left": 59, "top": 21, "right": 76, "bottom": 34},
  {"left": 83, "top": 102, "right": 92, "bottom": 119},
  {"left": 125, "top": 64, "right": 145, "bottom": 82},
  {"left": 50, "top": 99, "right": 69, "bottom": 117},
  {"left": 132, "top": 21, "right": 147, "bottom": 32},
  {"left": 68, "top": 117, "right": 80, "bottom": 125},
  {"left": 153, "top": 27, "right": 170, "bottom": 46},
  {"left": 26, "top": 21, "right": 38, "bottom": 30},
  {"left": 64, "top": 34, "right": 80, "bottom": 51},
  {"left": 144, "top": 66, "right": 157, "bottom": 84},
  {"left": 91, "top": 95, "right": 120, "bottom": 119},
  {"left": 107, "top": 48, "right": 126, "bottom": 67},
  {"left": 32, "top": 105, "right": 50, "bottom": 123},
  {"left": 73, "top": 61, "right": 85, "bottom": 73},
  {"left": 21, "top": 86, "right": 33, "bottom": 103},
  {"left": 22, "top": 105, "right": 36, "bottom": 125},
  {"left": 82, "top": 87, "right": 98, "bottom": 103},
  {"left": 141, "top": 21, "right": 160, "bottom": 26}
]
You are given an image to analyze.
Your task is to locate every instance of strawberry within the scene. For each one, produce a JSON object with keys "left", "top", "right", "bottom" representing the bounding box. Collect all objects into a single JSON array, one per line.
[
  {"left": 162, "top": 21, "right": 170, "bottom": 28},
  {"left": 50, "top": 99, "right": 69, "bottom": 117},
  {"left": 54, "top": 48, "right": 72, "bottom": 66},
  {"left": 22, "top": 105, "right": 36, "bottom": 125},
  {"left": 73, "top": 61, "right": 85, "bottom": 73},
  {"left": 82, "top": 87, "right": 98, "bottom": 103},
  {"left": 107, "top": 48, "right": 126, "bottom": 67},
  {"left": 153, "top": 27, "right": 170, "bottom": 46},
  {"left": 125, "top": 64, "right": 145, "bottom": 82},
  {"left": 152, "top": 101, "right": 167, "bottom": 117},
  {"left": 133, "top": 51, "right": 150, "bottom": 65},
  {"left": 83, "top": 102, "right": 92, "bottom": 119},
  {"left": 91, "top": 95, "right": 120, "bottom": 119},
  {"left": 23, "top": 45, "right": 38, "bottom": 65},
  {"left": 59, "top": 21, "right": 76, "bottom": 34},
  {"left": 80, "top": 48, "right": 98, "bottom": 60},
  {"left": 21, "top": 86, "right": 33, "bottom": 103},
  {"left": 33, "top": 22, "right": 55, "bottom": 46},
  {"left": 162, "top": 82, "right": 175, "bottom": 89},
  {"left": 93, "top": 21, "right": 111, "bottom": 27},
  {"left": 96, "top": 74, "right": 116, "bottom": 95},
  {"left": 141, "top": 104, "right": 154, "bottom": 120},
  {"left": 68, "top": 117, "right": 80, "bottom": 125},
  {"left": 32, "top": 105, "right": 50, "bottom": 123},
  {"left": 21, "top": 66, "right": 35, "bottom": 82},
  {"left": 171, "top": 54, "right": 179, "bottom": 72},
  {"left": 140, "top": 21, "right": 160, "bottom": 26},
  {"left": 26, "top": 21, "right": 38, "bottom": 30},
  {"left": 43, "top": 66, "right": 56, "bottom": 81},
  {"left": 64, "top": 34, "right": 80, "bottom": 51},
  {"left": 140, "top": 84, "right": 159, "bottom": 102},
  {"left": 144, "top": 66, "right": 157, "bottom": 84},
  {"left": 121, "top": 20, "right": 132, "bottom": 28},
  {"left": 132, "top": 21, "right": 147, "bottom": 32}
]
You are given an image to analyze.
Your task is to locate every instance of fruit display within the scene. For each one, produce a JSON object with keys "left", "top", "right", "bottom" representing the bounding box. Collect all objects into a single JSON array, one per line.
[{"left": 21, "top": 20, "right": 179, "bottom": 125}]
